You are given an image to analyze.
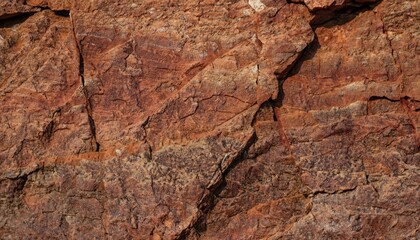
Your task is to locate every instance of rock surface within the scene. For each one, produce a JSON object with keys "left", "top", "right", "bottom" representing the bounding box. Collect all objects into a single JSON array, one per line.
[{"left": 0, "top": 0, "right": 418, "bottom": 239}]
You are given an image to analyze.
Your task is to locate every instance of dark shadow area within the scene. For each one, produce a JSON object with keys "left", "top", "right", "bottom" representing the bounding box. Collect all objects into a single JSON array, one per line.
[
  {"left": 0, "top": 8, "right": 70, "bottom": 28},
  {"left": 368, "top": 96, "right": 401, "bottom": 102},
  {"left": 52, "top": 10, "right": 70, "bottom": 17},
  {"left": 283, "top": 35, "right": 320, "bottom": 81},
  {"left": 0, "top": 12, "right": 35, "bottom": 28},
  {"left": 311, "top": 1, "right": 382, "bottom": 27}
]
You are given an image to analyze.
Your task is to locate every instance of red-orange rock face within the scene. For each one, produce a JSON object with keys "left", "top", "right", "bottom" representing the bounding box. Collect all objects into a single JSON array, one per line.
[{"left": 0, "top": 0, "right": 418, "bottom": 239}]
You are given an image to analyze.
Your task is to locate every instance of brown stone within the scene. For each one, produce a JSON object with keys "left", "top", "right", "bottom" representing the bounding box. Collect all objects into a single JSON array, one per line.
[{"left": 0, "top": 0, "right": 418, "bottom": 239}]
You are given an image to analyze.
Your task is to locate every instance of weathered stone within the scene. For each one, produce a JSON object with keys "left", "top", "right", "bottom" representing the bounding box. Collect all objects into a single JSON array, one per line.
[{"left": 0, "top": 0, "right": 418, "bottom": 239}]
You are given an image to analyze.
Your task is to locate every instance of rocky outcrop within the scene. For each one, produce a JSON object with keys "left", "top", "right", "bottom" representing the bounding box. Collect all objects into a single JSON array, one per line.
[{"left": 0, "top": 0, "right": 418, "bottom": 239}]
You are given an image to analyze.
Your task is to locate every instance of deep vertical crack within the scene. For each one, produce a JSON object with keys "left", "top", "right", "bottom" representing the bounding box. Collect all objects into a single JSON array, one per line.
[{"left": 70, "top": 12, "right": 100, "bottom": 152}]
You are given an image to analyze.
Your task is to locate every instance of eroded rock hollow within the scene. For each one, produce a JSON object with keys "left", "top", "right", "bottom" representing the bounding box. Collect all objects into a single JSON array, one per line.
[{"left": 0, "top": 0, "right": 419, "bottom": 239}]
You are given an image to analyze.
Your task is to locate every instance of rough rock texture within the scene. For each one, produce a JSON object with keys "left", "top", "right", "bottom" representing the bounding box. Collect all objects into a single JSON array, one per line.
[{"left": 0, "top": 0, "right": 418, "bottom": 239}]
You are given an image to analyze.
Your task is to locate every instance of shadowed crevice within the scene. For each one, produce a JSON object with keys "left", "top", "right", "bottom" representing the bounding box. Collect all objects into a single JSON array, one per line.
[
  {"left": 49, "top": 9, "right": 69, "bottom": 17},
  {"left": 287, "top": 0, "right": 383, "bottom": 27},
  {"left": 0, "top": 12, "right": 36, "bottom": 28},
  {"left": 310, "top": 1, "right": 382, "bottom": 27},
  {"left": 368, "top": 96, "right": 403, "bottom": 102},
  {"left": 70, "top": 12, "right": 101, "bottom": 152},
  {"left": 0, "top": 6, "right": 70, "bottom": 23},
  {"left": 271, "top": 35, "right": 320, "bottom": 111},
  {"left": 176, "top": 132, "right": 258, "bottom": 239}
]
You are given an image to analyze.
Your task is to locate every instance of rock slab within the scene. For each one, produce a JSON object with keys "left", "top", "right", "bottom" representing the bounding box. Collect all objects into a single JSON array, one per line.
[{"left": 0, "top": 0, "right": 419, "bottom": 239}]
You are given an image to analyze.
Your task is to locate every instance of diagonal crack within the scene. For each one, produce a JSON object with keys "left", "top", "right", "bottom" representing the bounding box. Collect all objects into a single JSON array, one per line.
[
  {"left": 176, "top": 131, "right": 258, "bottom": 239},
  {"left": 175, "top": 2, "right": 387, "bottom": 238},
  {"left": 70, "top": 12, "right": 100, "bottom": 152}
]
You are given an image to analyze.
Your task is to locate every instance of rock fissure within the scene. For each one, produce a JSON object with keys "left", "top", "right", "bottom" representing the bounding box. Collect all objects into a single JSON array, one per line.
[
  {"left": 0, "top": 12, "right": 36, "bottom": 27},
  {"left": 310, "top": 185, "right": 359, "bottom": 197},
  {"left": 69, "top": 12, "right": 100, "bottom": 152},
  {"left": 39, "top": 108, "right": 61, "bottom": 143},
  {"left": 270, "top": 0, "right": 384, "bottom": 137},
  {"left": 368, "top": 96, "right": 403, "bottom": 102},
  {"left": 177, "top": 131, "right": 258, "bottom": 239},
  {"left": 0, "top": 164, "right": 44, "bottom": 186},
  {"left": 379, "top": 14, "right": 403, "bottom": 79},
  {"left": 310, "top": 1, "right": 382, "bottom": 26}
]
